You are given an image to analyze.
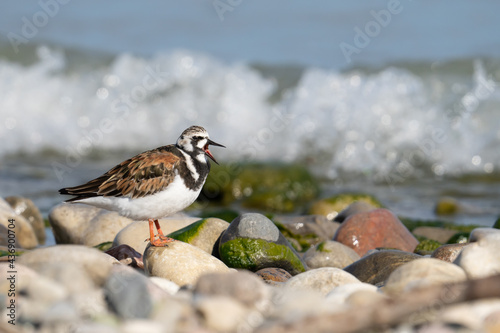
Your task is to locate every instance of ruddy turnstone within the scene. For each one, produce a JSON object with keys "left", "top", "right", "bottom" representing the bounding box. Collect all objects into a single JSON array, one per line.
[{"left": 59, "top": 125, "right": 225, "bottom": 247}]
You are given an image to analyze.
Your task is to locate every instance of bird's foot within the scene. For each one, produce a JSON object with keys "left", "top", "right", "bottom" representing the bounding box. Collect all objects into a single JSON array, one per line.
[{"left": 145, "top": 235, "right": 175, "bottom": 247}]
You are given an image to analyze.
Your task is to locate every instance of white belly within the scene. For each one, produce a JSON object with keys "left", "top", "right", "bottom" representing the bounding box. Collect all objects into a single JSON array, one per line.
[{"left": 74, "top": 175, "right": 202, "bottom": 220}]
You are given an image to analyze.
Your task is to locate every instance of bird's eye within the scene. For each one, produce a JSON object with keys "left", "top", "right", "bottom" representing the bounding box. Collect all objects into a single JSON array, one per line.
[{"left": 193, "top": 136, "right": 202, "bottom": 141}]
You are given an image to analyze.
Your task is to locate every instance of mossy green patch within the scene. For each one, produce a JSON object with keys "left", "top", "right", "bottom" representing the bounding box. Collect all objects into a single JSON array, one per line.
[
  {"left": 167, "top": 219, "right": 206, "bottom": 243},
  {"left": 414, "top": 238, "right": 442, "bottom": 255},
  {"left": 308, "top": 193, "right": 382, "bottom": 218},
  {"left": 201, "top": 162, "right": 319, "bottom": 213},
  {"left": 219, "top": 238, "right": 306, "bottom": 275},
  {"left": 94, "top": 241, "right": 114, "bottom": 252},
  {"left": 493, "top": 217, "right": 500, "bottom": 229}
]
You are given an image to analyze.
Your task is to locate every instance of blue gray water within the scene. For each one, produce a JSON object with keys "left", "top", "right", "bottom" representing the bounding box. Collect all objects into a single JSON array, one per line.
[{"left": 0, "top": 1, "right": 499, "bottom": 226}]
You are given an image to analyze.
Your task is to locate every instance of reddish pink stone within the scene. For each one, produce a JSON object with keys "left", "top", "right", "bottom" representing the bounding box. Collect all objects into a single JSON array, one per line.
[{"left": 333, "top": 208, "right": 418, "bottom": 256}]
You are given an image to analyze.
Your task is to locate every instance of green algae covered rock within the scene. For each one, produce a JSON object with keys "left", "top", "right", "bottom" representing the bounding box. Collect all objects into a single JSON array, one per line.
[
  {"left": 168, "top": 218, "right": 229, "bottom": 255},
  {"left": 201, "top": 162, "right": 319, "bottom": 213},
  {"left": 219, "top": 238, "right": 305, "bottom": 275},
  {"left": 219, "top": 213, "right": 306, "bottom": 275},
  {"left": 414, "top": 238, "right": 442, "bottom": 255},
  {"left": 308, "top": 194, "right": 382, "bottom": 220}
]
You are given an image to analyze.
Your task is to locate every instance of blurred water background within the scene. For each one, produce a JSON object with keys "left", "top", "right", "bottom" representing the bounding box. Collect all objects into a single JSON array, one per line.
[{"left": 0, "top": 1, "right": 499, "bottom": 226}]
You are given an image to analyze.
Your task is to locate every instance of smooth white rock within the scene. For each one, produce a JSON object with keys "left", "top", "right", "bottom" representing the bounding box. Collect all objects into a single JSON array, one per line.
[
  {"left": 49, "top": 203, "right": 135, "bottom": 246},
  {"left": 384, "top": 258, "right": 467, "bottom": 295},
  {"left": 455, "top": 231, "right": 500, "bottom": 279},
  {"left": 0, "top": 197, "right": 38, "bottom": 249},
  {"left": 149, "top": 277, "right": 180, "bottom": 295},
  {"left": 18, "top": 245, "right": 119, "bottom": 286},
  {"left": 285, "top": 267, "right": 361, "bottom": 296},
  {"left": 196, "top": 295, "right": 249, "bottom": 332},
  {"left": 441, "top": 299, "right": 500, "bottom": 331},
  {"left": 326, "top": 283, "right": 379, "bottom": 306},
  {"left": 143, "top": 240, "right": 231, "bottom": 286}
]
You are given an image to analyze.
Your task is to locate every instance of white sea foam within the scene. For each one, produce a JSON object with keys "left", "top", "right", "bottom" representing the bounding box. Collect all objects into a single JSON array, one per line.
[{"left": 1, "top": 46, "right": 499, "bottom": 180}]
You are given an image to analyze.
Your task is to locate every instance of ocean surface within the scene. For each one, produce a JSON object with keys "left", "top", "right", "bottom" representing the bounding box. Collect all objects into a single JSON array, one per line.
[{"left": 0, "top": 1, "right": 499, "bottom": 228}]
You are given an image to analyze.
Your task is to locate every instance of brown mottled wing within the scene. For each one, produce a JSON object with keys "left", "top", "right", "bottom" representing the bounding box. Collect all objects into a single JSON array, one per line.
[{"left": 60, "top": 148, "right": 181, "bottom": 201}]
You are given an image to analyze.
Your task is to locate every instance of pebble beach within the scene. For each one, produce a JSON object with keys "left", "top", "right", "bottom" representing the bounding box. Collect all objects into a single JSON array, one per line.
[{"left": 2, "top": 167, "right": 500, "bottom": 332}]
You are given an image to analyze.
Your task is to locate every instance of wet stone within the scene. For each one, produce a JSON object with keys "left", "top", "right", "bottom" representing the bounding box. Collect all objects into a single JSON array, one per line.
[
  {"left": 333, "top": 208, "right": 419, "bottom": 256},
  {"left": 343, "top": 249, "right": 422, "bottom": 287},
  {"left": 219, "top": 213, "right": 306, "bottom": 275}
]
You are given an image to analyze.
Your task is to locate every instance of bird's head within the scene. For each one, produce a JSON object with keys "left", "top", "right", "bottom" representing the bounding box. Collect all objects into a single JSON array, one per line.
[{"left": 176, "top": 126, "right": 225, "bottom": 164}]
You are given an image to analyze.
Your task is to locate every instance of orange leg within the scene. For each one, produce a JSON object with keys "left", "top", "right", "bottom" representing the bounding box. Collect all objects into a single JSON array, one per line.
[{"left": 146, "top": 218, "right": 175, "bottom": 247}]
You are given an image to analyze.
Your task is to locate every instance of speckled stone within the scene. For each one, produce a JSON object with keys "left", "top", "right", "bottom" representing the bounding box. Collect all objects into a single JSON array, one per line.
[
  {"left": 255, "top": 268, "right": 292, "bottom": 285},
  {"left": 333, "top": 208, "right": 418, "bottom": 256},
  {"left": 431, "top": 243, "right": 468, "bottom": 263}
]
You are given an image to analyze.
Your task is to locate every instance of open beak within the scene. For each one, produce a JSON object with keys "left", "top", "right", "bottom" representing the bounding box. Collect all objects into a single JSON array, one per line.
[{"left": 204, "top": 139, "right": 225, "bottom": 165}]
